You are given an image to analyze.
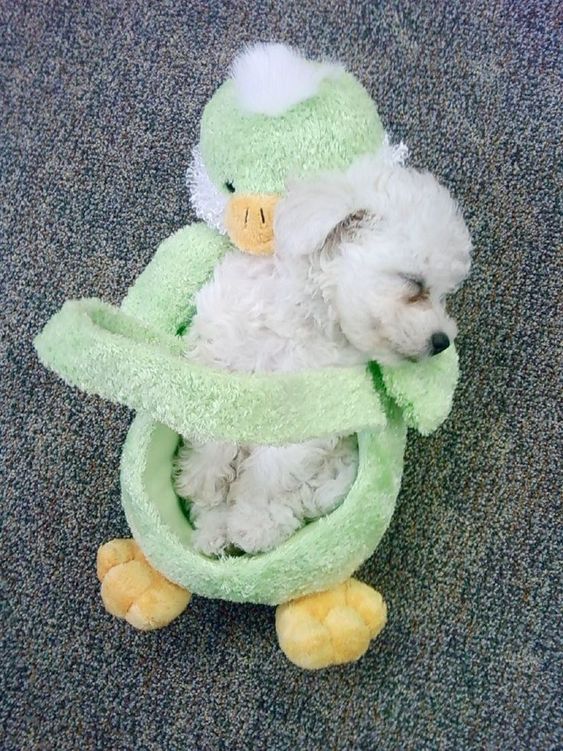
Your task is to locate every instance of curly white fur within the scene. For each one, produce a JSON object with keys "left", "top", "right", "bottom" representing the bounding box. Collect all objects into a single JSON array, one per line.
[{"left": 176, "top": 156, "right": 472, "bottom": 556}]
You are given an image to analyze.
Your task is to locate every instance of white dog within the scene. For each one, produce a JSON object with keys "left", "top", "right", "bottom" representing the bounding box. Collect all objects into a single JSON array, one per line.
[{"left": 175, "top": 152, "right": 472, "bottom": 555}]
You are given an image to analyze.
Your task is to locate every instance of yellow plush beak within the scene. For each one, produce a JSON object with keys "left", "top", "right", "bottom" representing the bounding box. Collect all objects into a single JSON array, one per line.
[{"left": 224, "top": 194, "right": 280, "bottom": 255}]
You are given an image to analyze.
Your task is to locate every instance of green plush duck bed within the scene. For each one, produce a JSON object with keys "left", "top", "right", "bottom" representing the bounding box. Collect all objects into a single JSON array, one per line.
[{"left": 34, "top": 224, "right": 458, "bottom": 606}]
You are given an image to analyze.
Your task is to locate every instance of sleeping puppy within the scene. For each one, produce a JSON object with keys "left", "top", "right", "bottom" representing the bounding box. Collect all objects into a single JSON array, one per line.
[{"left": 175, "top": 152, "right": 472, "bottom": 555}]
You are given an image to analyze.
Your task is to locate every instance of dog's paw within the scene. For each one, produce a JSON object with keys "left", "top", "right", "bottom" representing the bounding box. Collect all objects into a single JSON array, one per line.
[
  {"left": 192, "top": 523, "right": 229, "bottom": 557},
  {"left": 227, "top": 505, "right": 301, "bottom": 554},
  {"left": 97, "top": 539, "right": 191, "bottom": 630},
  {"left": 190, "top": 505, "right": 230, "bottom": 556},
  {"left": 276, "top": 579, "right": 387, "bottom": 669},
  {"left": 174, "top": 441, "right": 240, "bottom": 507}
]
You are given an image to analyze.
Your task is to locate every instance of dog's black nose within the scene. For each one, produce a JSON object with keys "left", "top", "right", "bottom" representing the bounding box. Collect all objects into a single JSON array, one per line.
[{"left": 430, "top": 332, "right": 450, "bottom": 356}]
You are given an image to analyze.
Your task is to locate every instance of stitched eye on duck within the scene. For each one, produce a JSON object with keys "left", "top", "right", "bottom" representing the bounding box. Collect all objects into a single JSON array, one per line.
[{"left": 224, "top": 181, "right": 235, "bottom": 194}]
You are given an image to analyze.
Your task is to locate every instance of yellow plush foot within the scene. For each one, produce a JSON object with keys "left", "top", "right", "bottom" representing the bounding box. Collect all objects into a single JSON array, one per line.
[
  {"left": 96, "top": 538, "right": 191, "bottom": 630},
  {"left": 276, "top": 578, "right": 387, "bottom": 669}
]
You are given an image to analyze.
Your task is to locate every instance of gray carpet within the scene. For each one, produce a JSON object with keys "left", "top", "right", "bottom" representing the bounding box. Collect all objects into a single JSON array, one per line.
[{"left": 2, "top": 1, "right": 561, "bottom": 749}]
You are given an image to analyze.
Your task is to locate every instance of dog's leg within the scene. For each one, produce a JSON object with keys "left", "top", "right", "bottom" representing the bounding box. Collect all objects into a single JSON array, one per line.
[
  {"left": 227, "top": 437, "right": 358, "bottom": 554},
  {"left": 175, "top": 440, "right": 240, "bottom": 505},
  {"left": 227, "top": 486, "right": 303, "bottom": 554},
  {"left": 297, "top": 435, "right": 359, "bottom": 520},
  {"left": 190, "top": 502, "right": 232, "bottom": 556},
  {"left": 174, "top": 441, "right": 243, "bottom": 555}
]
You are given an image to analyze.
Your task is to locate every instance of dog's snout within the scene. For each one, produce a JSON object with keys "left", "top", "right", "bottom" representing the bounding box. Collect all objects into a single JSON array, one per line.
[{"left": 430, "top": 332, "right": 450, "bottom": 356}]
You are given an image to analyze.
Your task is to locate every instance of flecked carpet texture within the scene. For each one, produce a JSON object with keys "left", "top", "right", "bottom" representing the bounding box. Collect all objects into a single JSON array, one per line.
[{"left": 2, "top": 1, "right": 561, "bottom": 749}]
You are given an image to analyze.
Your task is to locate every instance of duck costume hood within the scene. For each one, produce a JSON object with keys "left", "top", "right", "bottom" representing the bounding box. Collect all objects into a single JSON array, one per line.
[{"left": 187, "top": 43, "right": 386, "bottom": 254}]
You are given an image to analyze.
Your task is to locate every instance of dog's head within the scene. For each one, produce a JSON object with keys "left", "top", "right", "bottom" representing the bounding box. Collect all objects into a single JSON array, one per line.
[{"left": 275, "top": 156, "right": 472, "bottom": 364}]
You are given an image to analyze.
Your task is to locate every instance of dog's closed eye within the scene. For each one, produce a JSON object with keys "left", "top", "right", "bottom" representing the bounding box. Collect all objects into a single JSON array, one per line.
[{"left": 402, "top": 276, "right": 429, "bottom": 303}]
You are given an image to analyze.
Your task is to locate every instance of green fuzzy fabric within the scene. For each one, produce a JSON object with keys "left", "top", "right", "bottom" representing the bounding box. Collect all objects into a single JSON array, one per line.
[
  {"left": 378, "top": 348, "right": 459, "bottom": 435},
  {"left": 122, "top": 223, "right": 232, "bottom": 333},
  {"left": 34, "top": 297, "right": 388, "bottom": 445},
  {"left": 34, "top": 223, "right": 459, "bottom": 602},
  {"left": 201, "top": 74, "right": 384, "bottom": 194}
]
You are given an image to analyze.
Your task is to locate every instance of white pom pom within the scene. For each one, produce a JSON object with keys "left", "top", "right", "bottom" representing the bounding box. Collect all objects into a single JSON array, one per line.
[{"left": 230, "top": 43, "right": 342, "bottom": 116}]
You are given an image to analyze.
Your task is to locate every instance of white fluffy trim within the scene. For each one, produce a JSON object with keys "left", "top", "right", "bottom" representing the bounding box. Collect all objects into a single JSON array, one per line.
[
  {"left": 376, "top": 134, "right": 409, "bottom": 166},
  {"left": 230, "top": 43, "right": 342, "bottom": 116},
  {"left": 185, "top": 145, "right": 228, "bottom": 232}
]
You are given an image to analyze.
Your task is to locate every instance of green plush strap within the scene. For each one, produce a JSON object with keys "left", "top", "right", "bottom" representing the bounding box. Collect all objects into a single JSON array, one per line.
[
  {"left": 34, "top": 298, "right": 387, "bottom": 444},
  {"left": 34, "top": 222, "right": 460, "bottom": 440},
  {"left": 379, "top": 346, "right": 459, "bottom": 435},
  {"left": 121, "top": 223, "right": 232, "bottom": 334}
]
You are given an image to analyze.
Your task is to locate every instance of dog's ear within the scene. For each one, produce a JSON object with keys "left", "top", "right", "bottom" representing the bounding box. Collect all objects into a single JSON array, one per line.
[{"left": 274, "top": 170, "right": 365, "bottom": 257}]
